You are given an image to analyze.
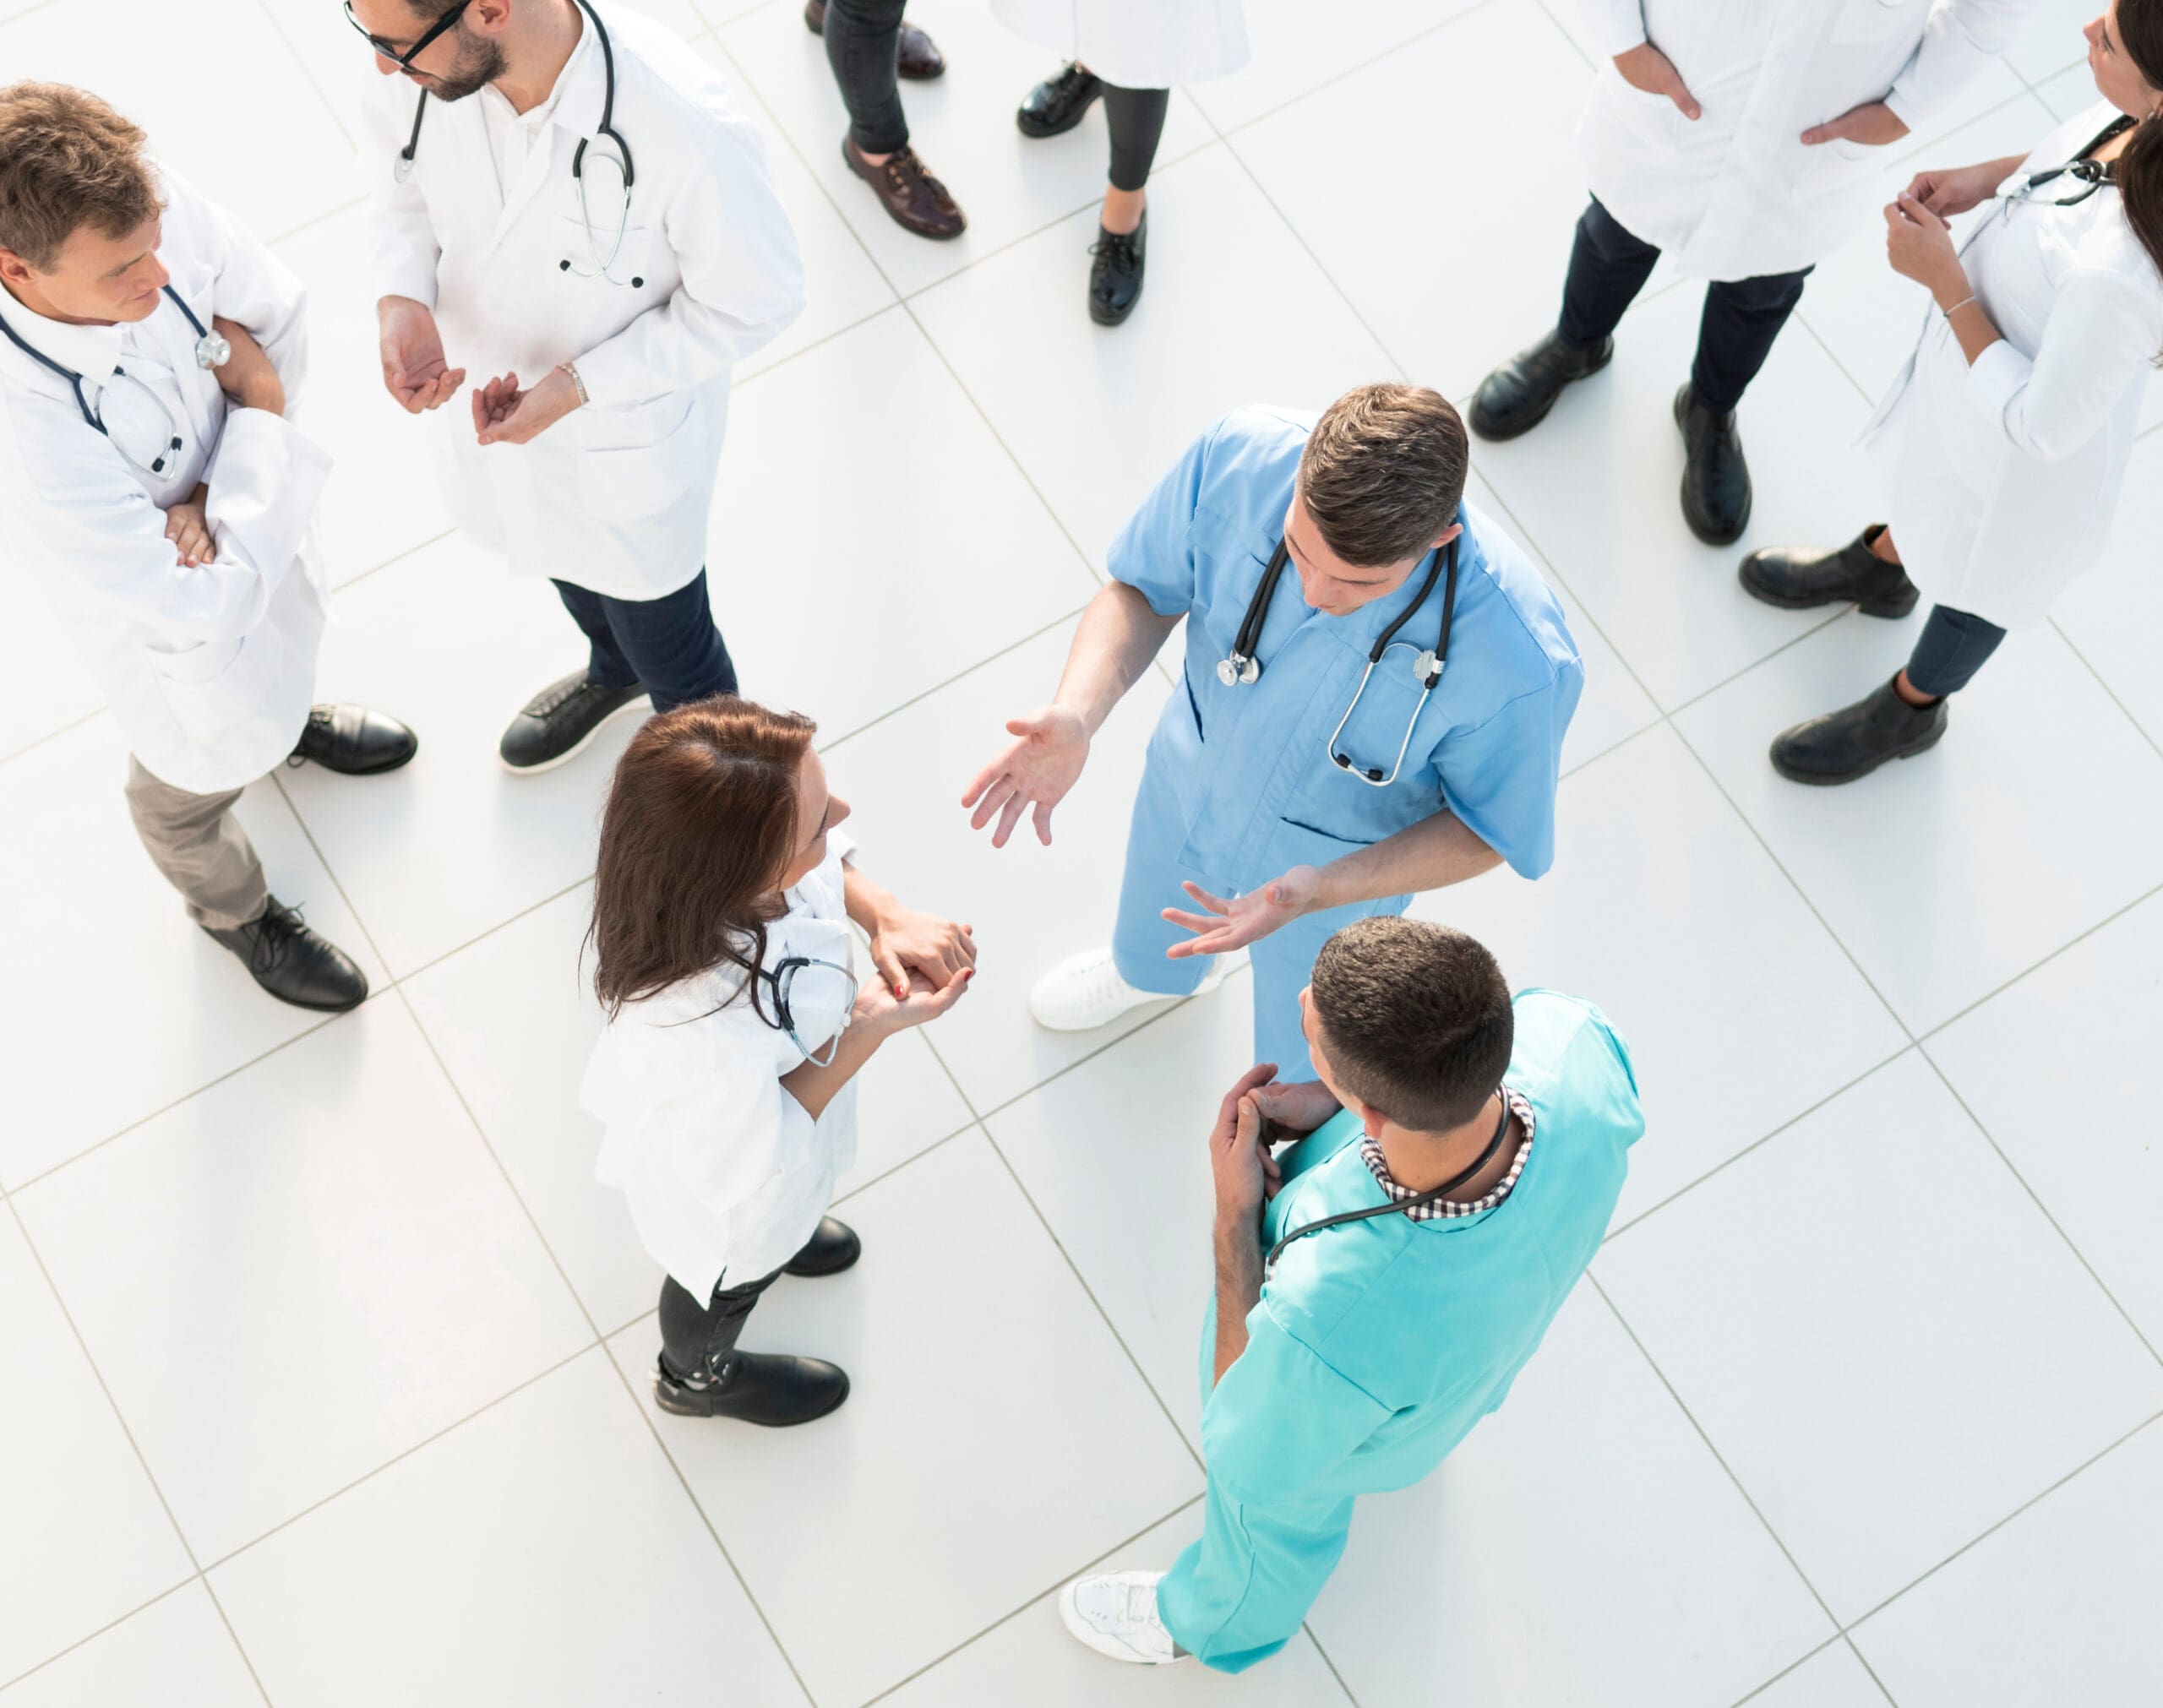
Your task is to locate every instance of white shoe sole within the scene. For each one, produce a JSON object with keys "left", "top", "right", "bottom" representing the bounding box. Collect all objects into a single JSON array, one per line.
[
  {"left": 1056, "top": 1582, "right": 1180, "bottom": 1665},
  {"left": 1029, "top": 954, "right": 1235, "bottom": 1034},
  {"left": 497, "top": 693, "right": 651, "bottom": 776}
]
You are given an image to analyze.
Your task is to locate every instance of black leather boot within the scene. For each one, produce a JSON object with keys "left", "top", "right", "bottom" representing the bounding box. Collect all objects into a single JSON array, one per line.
[
  {"left": 1675, "top": 385, "right": 1752, "bottom": 545},
  {"left": 1017, "top": 63, "right": 1103, "bottom": 137},
  {"left": 653, "top": 1351, "right": 851, "bottom": 1425},
  {"left": 1088, "top": 213, "right": 1147, "bottom": 326},
  {"left": 1770, "top": 677, "right": 1948, "bottom": 786},
  {"left": 203, "top": 897, "right": 368, "bottom": 1011},
  {"left": 782, "top": 1216, "right": 862, "bottom": 1278},
  {"left": 1469, "top": 331, "right": 1613, "bottom": 441},
  {"left": 288, "top": 704, "right": 420, "bottom": 775},
  {"left": 1739, "top": 526, "right": 1921, "bottom": 617}
]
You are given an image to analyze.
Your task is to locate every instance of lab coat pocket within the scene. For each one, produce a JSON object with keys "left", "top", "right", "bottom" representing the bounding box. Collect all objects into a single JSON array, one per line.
[
  {"left": 1605, "top": 71, "right": 1683, "bottom": 157},
  {"left": 550, "top": 215, "right": 668, "bottom": 293},
  {"left": 574, "top": 395, "right": 702, "bottom": 522},
  {"left": 143, "top": 627, "right": 282, "bottom": 738},
  {"left": 1828, "top": 0, "right": 1928, "bottom": 44}
]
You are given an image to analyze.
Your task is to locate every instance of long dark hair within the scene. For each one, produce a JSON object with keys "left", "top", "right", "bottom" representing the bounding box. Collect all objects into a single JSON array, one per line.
[
  {"left": 2117, "top": 0, "right": 2163, "bottom": 281},
  {"left": 587, "top": 696, "right": 817, "bottom": 1022}
]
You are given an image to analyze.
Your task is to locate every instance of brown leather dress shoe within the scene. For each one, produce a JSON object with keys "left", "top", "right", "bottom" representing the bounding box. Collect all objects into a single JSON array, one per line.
[
  {"left": 842, "top": 136, "right": 966, "bottom": 239},
  {"left": 804, "top": 0, "right": 945, "bottom": 79}
]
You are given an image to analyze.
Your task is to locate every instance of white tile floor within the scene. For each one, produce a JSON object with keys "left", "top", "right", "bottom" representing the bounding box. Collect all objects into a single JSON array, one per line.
[{"left": 3, "top": 2, "right": 2160, "bottom": 1703}]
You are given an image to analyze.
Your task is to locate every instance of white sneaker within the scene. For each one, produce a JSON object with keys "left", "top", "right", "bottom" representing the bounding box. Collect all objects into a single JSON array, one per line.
[
  {"left": 1029, "top": 946, "right": 1231, "bottom": 1033},
  {"left": 1058, "top": 1570, "right": 1182, "bottom": 1665}
]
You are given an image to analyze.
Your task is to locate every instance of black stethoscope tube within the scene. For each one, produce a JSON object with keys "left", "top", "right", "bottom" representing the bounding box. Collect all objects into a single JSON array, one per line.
[
  {"left": 1225, "top": 528, "right": 1460, "bottom": 694},
  {"left": 0, "top": 285, "right": 211, "bottom": 474}
]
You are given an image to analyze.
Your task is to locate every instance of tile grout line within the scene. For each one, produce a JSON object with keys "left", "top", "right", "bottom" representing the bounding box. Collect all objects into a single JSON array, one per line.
[
  {"left": 0, "top": 1578, "right": 199, "bottom": 1697},
  {"left": 2050, "top": 615, "right": 2163, "bottom": 764},
  {"left": 250, "top": 0, "right": 360, "bottom": 154}
]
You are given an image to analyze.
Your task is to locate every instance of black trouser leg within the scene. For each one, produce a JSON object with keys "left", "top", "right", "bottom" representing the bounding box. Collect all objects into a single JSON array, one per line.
[
  {"left": 826, "top": 0, "right": 910, "bottom": 154},
  {"left": 1102, "top": 84, "right": 1170, "bottom": 192},
  {"left": 1904, "top": 605, "right": 2007, "bottom": 699},
  {"left": 1691, "top": 268, "right": 1811, "bottom": 414},
  {"left": 552, "top": 578, "right": 640, "bottom": 692},
  {"left": 658, "top": 1268, "right": 783, "bottom": 1381},
  {"left": 1557, "top": 196, "right": 1662, "bottom": 352},
  {"left": 583, "top": 568, "right": 738, "bottom": 715}
]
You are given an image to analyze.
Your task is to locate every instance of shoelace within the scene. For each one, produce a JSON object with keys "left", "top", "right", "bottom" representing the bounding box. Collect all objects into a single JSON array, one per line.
[
  {"left": 1048, "top": 62, "right": 1092, "bottom": 101},
  {"left": 883, "top": 148, "right": 953, "bottom": 206},
  {"left": 246, "top": 900, "right": 308, "bottom": 976},
  {"left": 286, "top": 705, "right": 335, "bottom": 768},
  {"left": 526, "top": 676, "right": 618, "bottom": 719},
  {"left": 1088, "top": 228, "right": 1141, "bottom": 264}
]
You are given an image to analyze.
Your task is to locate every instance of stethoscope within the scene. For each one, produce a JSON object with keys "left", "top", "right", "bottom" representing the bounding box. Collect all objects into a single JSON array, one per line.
[
  {"left": 390, "top": 0, "right": 646, "bottom": 286},
  {"left": 1218, "top": 526, "right": 1463, "bottom": 788},
  {"left": 756, "top": 953, "right": 859, "bottom": 1067},
  {"left": 2006, "top": 114, "right": 2132, "bottom": 209},
  {"left": 1263, "top": 1091, "right": 1514, "bottom": 1274},
  {"left": 0, "top": 285, "right": 227, "bottom": 479}
]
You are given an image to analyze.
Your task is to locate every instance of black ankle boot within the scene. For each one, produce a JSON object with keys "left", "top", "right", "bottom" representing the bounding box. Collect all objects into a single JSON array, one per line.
[
  {"left": 1770, "top": 677, "right": 1948, "bottom": 786},
  {"left": 1088, "top": 213, "right": 1147, "bottom": 326},
  {"left": 653, "top": 1351, "right": 851, "bottom": 1425},
  {"left": 1739, "top": 526, "right": 1920, "bottom": 617},
  {"left": 1675, "top": 385, "right": 1752, "bottom": 545},
  {"left": 782, "top": 1216, "right": 861, "bottom": 1277},
  {"left": 1469, "top": 330, "right": 1613, "bottom": 440}
]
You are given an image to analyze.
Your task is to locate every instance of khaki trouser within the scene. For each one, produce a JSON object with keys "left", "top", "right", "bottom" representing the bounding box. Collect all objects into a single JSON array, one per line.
[{"left": 123, "top": 758, "right": 270, "bottom": 933}]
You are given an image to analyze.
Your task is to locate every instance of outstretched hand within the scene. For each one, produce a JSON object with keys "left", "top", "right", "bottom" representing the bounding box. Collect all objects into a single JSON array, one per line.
[
  {"left": 1163, "top": 868, "right": 1320, "bottom": 960},
  {"left": 961, "top": 704, "right": 1090, "bottom": 848}
]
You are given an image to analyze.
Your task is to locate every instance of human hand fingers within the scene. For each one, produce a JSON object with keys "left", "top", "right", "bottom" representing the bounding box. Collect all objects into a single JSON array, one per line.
[
  {"left": 960, "top": 742, "right": 1016, "bottom": 810},
  {"left": 1213, "top": 1063, "right": 1278, "bottom": 1140},
  {"left": 1031, "top": 799, "right": 1056, "bottom": 846},
  {"left": 991, "top": 792, "right": 1027, "bottom": 851},
  {"left": 1178, "top": 880, "right": 1234, "bottom": 917},
  {"left": 965, "top": 773, "right": 1016, "bottom": 830},
  {"left": 1659, "top": 63, "right": 1701, "bottom": 121},
  {"left": 871, "top": 941, "right": 909, "bottom": 1001}
]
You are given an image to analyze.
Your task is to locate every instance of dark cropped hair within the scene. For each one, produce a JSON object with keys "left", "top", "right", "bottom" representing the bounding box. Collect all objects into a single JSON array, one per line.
[
  {"left": 2115, "top": 0, "right": 2163, "bottom": 287},
  {"left": 587, "top": 696, "right": 817, "bottom": 1023},
  {"left": 1296, "top": 383, "right": 1468, "bottom": 568},
  {"left": 1310, "top": 917, "right": 1513, "bottom": 1133}
]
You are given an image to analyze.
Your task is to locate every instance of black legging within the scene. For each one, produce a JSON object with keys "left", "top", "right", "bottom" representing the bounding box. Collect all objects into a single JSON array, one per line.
[
  {"left": 826, "top": 0, "right": 910, "bottom": 155},
  {"left": 1103, "top": 84, "right": 1170, "bottom": 193},
  {"left": 658, "top": 1267, "right": 781, "bottom": 1381},
  {"left": 1904, "top": 605, "right": 2006, "bottom": 699}
]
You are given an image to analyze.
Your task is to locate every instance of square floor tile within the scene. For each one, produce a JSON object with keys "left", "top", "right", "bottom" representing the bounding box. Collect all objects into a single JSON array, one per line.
[
  {"left": 2054, "top": 435, "right": 2163, "bottom": 750},
  {"left": 706, "top": 307, "right": 1101, "bottom": 742},
  {"left": 911, "top": 142, "right": 1399, "bottom": 575},
  {"left": 1414, "top": 726, "right": 1907, "bottom": 1226},
  {"left": 0, "top": 718, "right": 387, "bottom": 1189},
  {"left": 13, "top": 1000, "right": 591, "bottom": 1562},
  {"left": 1675, "top": 614, "right": 2163, "bottom": 1035},
  {"left": 1185, "top": 0, "right": 1491, "bottom": 133},
  {"left": 0, "top": 1216, "right": 193, "bottom": 1688},
  {"left": 1597, "top": 1052, "right": 2163, "bottom": 1621},
  {"left": 210, "top": 1349, "right": 808, "bottom": 1708},
  {"left": 1474, "top": 280, "right": 1881, "bottom": 710},
  {"left": 1850, "top": 1417, "right": 2163, "bottom": 1708},
  {"left": 1926, "top": 890, "right": 2163, "bottom": 1353},
  {"left": 1741, "top": 1641, "right": 1890, "bottom": 1708},
  {"left": 819, "top": 618, "right": 1175, "bottom": 1113},
  {"left": 1231, "top": 0, "right": 1596, "bottom": 402},
  {"left": 277, "top": 533, "right": 635, "bottom": 978},
  {"left": 0, "top": 1583, "right": 257, "bottom": 1708},
  {"left": 607, "top": 1133, "right": 1201, "bottom": 1708},
  {"left": 2007, "top": 0, "right": 2100, "bottom": 84},
  {"left": 879, "top": 1507, "right": 1354, "bottom": 1706},
  {"left": 722, "top": 0, "right": 1213, "bottom": 297},
  {"left": 0, "top": 563, "right": 103, "bottom": 768},
  {"left": 1310, "top": 1287, "right": 1832, "bottom": 1708}
]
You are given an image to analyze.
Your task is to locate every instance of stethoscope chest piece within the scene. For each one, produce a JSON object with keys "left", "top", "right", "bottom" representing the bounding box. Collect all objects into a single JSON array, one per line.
[
  {"left": 1413, "top": 649, "right": 1441, "bottom": 687},
  {"left": 193, "top": 329, "right": 231, "bottom": 371},
  {"left": 1218, "top": 655, "right": 1261, "bottom": 688}
]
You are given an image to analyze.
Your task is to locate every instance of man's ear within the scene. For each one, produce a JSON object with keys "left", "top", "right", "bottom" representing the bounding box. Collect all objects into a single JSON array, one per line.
[
  {"left": 0, "top": 248, "right": 34, "bottom": 290},
  {"left": 1354, "top": 1097, "right": 1389, "bottom": 1141}
]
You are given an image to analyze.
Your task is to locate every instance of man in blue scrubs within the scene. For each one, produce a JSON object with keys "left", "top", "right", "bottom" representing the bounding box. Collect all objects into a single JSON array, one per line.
[
  {"left": 962, "top": 383, "right": 1581, "bottom": 1077},
  {"left": 1056, "top": 917, "right": 1643, "bottom": 1671}
]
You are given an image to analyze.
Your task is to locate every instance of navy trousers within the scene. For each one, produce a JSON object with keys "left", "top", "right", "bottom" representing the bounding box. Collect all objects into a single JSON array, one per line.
[{"left": 552, "top": 569, "right": 738, "bottom": 715}]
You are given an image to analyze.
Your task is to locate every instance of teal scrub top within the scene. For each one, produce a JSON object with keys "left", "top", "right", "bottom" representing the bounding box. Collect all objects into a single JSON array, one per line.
[
  {"left": 1109, "top": 406, "right": 1583, "bottom": 887},
  {"left": 1198, "top": 990, "right": 1644, "bottom": 1506}
]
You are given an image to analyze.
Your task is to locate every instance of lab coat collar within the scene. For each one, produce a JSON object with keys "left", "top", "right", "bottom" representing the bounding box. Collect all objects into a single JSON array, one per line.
[
  {"left": 491, "top": 8, "right": 604, "bottom": 241},
  {"left": 0, "top": 278, "right": 127, "bottom": 386}
]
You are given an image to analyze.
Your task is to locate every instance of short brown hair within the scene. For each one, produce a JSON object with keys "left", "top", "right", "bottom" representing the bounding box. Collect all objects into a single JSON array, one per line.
[
  {"left": 1296, "top": 383, "right": 1468, "bottom": 568},
  {"left": 0, "top": 84, "right": 161, "bottom": 272},
  {"left": 1310, "top": 917, "right": 1512, "bottom": 1132}
]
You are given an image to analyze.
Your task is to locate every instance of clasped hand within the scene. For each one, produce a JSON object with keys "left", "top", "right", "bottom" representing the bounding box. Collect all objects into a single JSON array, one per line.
[
  {"left": 1209, "top": 1064, "right": 1343, "bottom": 1221},
  {"left": 1883, "top": 182, "right": 1969, "bottom": 300}
]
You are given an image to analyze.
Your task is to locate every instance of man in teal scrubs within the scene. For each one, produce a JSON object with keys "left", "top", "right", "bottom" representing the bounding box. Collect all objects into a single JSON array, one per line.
[{"left": 1057, "top": 916, "right": 1643, "bottom": 1671}]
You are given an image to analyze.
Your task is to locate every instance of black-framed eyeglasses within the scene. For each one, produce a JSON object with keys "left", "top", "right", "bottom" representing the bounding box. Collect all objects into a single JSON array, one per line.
[{"left": 343, "top": 0, "right": 471, "bottom": 68}]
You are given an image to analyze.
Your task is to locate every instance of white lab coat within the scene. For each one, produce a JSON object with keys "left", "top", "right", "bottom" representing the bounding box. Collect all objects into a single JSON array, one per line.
[
  {"left": 990, "top": 0, "right": 1249, "bottom": 89},
  {"left": 363, "top": 1, "right": 805, "bottom": 602},
  {"left": 0, "top": 165, "right": 331, "bottom": 796},
  {"left": 584, "top": 830, "right": 861, "bottom": 1298},
  {"left": 1575, "top": 0, "right": 2036, "bottom": 280},
  {"left": 1864, "top": 101, "right": 2163, "bottom": 628}
]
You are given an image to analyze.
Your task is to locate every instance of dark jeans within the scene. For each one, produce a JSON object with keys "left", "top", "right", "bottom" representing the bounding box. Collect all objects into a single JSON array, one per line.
[
  {"left": 827, "top": 0, "right": 910, "bottom": 155},
  {"left": 658, "top": 1267, "right": 782, "bottom": 1381},
  {"left": 1103, "top": 84, "right": 1170, "bottom": 192},
  {"left": 552, "top": 568, "right": 737, "bottom": 715},
  {"left": 1905, "top": 605, "right": 2006, "bottom": 698},
  {"left": 1558, "top": 197, "right": 1811, "bottom": 415}
]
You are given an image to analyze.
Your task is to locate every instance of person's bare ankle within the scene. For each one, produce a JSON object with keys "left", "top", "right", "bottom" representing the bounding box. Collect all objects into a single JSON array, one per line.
[
  {"left": 1892, "top": 669, "right": 1938, "bottom": 708},
  {"left": 1866, "top": 525, "right": 1904, "bottom": 567},
  {"left": 1101, "top": 187, "right": 1146, "bottom": 236}
]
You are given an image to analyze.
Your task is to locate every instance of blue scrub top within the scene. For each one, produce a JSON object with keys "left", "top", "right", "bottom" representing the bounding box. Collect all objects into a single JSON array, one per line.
[
  {"left": 1198, "top": 991, "right": 1643, "bottom": 1507},
  {"left": 1109, "top": 406, "right": 1583, "bottom": 885}
]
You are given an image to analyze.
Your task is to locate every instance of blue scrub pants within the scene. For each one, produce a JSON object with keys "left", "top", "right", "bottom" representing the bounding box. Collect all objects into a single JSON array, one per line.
[
  {"left": 1109, "top": 755, "right": 1409, "bottom": 1080},
  {"left": 1158, "top": 1479, "right": 1355, "bottom": 1672}
]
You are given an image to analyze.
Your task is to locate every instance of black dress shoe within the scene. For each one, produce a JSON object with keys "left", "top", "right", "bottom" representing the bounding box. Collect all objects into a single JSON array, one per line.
[
  {"left": 1771, "top": 677, "right": 1948, "bottom": 786},
  {"left": 654, "top": 1351, "right": 851, "bottom": 1425},
  {"left": 804, "top": 0, "right": 945, "bottom": 78},
  {"left": 1468, "top": 331, "right": 1613, "bottom": 441},
  {"left": 1739, "top": 526, "right": 1921, "bottom": 617},
  {"left": 204, "top": 897, "right": 368, "bottom": 1011},
  {"left": 1675, "top": 384, "right": 1752, "bottom": 545},
  {"left": 1017, "top": 62, "right": 1103, "bottom": 137},
  {"left": 498, "top": 671, "right": 647, "bottom": 773},
  {"left": 783, "top": 1216, "right": 862, "bottom": 1277},
  {"left": 288, "top": 704, "right": 419, "bottom": 775},
  {"left": 1088, "top": 213, "right": 1146, "bottom": 326}
]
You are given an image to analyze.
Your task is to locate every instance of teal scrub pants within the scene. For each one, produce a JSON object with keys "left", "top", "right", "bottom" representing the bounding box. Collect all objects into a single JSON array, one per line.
[
  {"left": 1109, "top": 753, "right": 1408, "bottom": 1080},
  {"left": 1158, "top": 1478, "right": 1356, "bottom": 1672}
]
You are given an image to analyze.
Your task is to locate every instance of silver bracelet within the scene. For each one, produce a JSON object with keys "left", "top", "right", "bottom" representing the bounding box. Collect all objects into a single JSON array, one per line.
[
  {"left": 555, "top": 361, "right": 589, "bottom": 406},
  {"left": 1942, "top": 295, "right": 1978, "bottom": 321}
]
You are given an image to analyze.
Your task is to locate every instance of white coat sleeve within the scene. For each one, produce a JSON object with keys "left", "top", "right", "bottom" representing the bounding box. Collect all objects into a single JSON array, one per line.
[
  {"left": 1577, "top": 0, "right": 1647, "bottom": 59},
  {"left": 1885, "top": 0, "right": 2037, "bottom": 130},
  {"left": 161, "top": 167, "right": 312, "bottom": 405},
  {"left": 361, "top": 77, "right": 444, "bottom": 309},
  {"left": 573, "top": 114, "right": 806, "bottom": 409},
  {"left": 1965, "top": 266, "right": 2161, "bottom": 462},
  {"left": 2, "top": 393, "right": 330, "bottom": 645}
]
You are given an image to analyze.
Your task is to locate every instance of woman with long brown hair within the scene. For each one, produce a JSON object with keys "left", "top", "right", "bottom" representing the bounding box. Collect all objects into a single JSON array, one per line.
[
  {"left": 1740, "top": 0, "right": 2163, "bottom": 783},
  {"left": 581, "top": 697, "right": 974, "bottom": 1425}
]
